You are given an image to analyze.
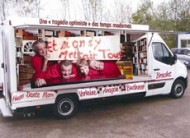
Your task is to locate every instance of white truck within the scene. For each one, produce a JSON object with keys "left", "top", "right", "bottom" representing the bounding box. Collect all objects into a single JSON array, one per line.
[{"left": 0, "top": 17, "right": 188, "bottom": 119}]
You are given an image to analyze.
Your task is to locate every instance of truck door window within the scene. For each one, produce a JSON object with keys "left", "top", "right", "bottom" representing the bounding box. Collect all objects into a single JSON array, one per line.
[
  {"left": 152, "top": 42, "right": 171, "bottom": 64},
  {"left": 180, "top": 49, "right": 185, "bottom": 55},
  {"left": 187, "top": 50, "right": 190, "bottom": 55}
]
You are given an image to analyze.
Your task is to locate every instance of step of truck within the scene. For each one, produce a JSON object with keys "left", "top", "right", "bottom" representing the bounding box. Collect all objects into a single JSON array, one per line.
[{"left": 0, "top": 98, "right": 13, "bottom": 117}]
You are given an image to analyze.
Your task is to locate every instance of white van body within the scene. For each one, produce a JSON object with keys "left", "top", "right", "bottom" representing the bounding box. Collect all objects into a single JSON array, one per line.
[{"left": 0, "top": 17, "right": 188, "bottom": 118}]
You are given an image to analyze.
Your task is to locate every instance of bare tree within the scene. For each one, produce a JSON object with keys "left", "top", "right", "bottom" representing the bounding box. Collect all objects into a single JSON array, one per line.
[
  {"left": 81, "top": 0, "right": 103, "bottom": 21},
  {"left": 0, "top": 0, "right": 7, "bottom": 21},
  {"left": 15, "top": 0, "right": 41, "bottom": 17},
  {"left": 113, "top": 0, "right": 132, "bottom": 23},
  {"left": 81, "top": 0, "right": 92, "bottom": 21},
  {"left": 59, "top": 0, "right": 71, "bottom": 19},
  {"left": 91, "top": 0, "right": 103, "bottom": 21},
  {"left": 0, "top": 0, "right": 41, "bottom": 21}
]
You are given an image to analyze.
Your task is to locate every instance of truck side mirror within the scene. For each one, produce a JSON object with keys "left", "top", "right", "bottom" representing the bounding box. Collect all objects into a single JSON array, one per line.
[{"left": 170, "top": 53, "right": 177, "bottom": 65}]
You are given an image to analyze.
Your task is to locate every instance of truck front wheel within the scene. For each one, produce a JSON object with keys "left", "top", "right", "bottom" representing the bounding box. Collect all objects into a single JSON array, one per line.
[
  {"left": 170, "top": 79, "right": 185, "bottom": 98},
  {"left": 54, "top": 95, "right": 78, "bottom": 119}
]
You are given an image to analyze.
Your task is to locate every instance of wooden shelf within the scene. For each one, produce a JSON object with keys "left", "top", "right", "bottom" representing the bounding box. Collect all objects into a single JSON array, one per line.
[
  {"left": 18, "top": 64, "right": 34, "bottom": 85},
  {"left": 132, "top": 38, "right": 148, "bottom": 76}
]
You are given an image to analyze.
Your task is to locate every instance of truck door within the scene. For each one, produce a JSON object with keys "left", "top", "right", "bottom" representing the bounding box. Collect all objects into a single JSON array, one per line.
[
  {"left": 148, "top": 39, "right": 175, "bottom": 96},
  {"left": 0, "top": 26, "right": 13, "bottom": 116},
  {"left": 0, "top": 27, "right": 4, "bottom": 96},
  {"left": 0, "top": 27, "right": 10, "bottom": 104}
]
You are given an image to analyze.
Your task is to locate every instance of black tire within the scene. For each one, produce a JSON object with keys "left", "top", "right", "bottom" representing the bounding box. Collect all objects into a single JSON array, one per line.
[
  {"left": 170, "top": 79, "right": 185, "bottom": 98},
  {"left": 54, "top": 95, "right": 78, "bottom": 119}
]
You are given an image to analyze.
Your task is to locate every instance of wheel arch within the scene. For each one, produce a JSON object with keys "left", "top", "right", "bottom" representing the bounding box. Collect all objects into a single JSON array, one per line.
[
  {"left": 53, "top": 93, "right": 79, "bottom": 119},
  {"left": 55, "top": 92, "right": 79, "bottom": 102},
  {"left": 170, "top": 77, "right": 187, "bottom": 98},
  {"left": 172, "top": 76, "right": 188, "bottom": 90}
]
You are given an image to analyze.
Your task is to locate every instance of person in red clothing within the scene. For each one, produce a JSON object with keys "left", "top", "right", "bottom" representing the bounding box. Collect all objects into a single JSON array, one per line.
[
  {"left": 33, "top": 60, "right": 78, "bottom": 87},
  {"left": 60, "top": 60, "right": 78, "bottom": 79},
  {"left": 31, "top": 39, "right": 56, "bottom": 86},
  {"left": 76, "top": 59, "right": 99, "bottom": 79},
  {"left": 89, "top": 60, "right": 121, "bottom": 78},
  {"left": 100, "top": 60, "right": 121, "bottom": 77},
  {"left": 45, "top": 60, "right": 78, "bottom": 84},
  {"left": 76, "top": 59, "right": 90, "bottom": 77}
]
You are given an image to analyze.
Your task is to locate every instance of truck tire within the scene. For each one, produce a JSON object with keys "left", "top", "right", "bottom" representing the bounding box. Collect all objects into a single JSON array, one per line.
[
  {"left": 170, "top": 79, "right": 185, "bottom": 98},
  {"left": 54, "top": 95, "right": 78, "bottom": 119}
]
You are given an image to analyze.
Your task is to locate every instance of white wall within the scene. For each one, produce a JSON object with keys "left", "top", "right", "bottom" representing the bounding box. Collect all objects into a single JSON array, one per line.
[{"left": 177, "top": 34, "right": 190, "bottom": 48}]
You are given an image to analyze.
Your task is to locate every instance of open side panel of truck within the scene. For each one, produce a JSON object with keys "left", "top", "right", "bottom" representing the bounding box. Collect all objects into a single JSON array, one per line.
[
  {"left": 0, "top": 26, "right": 13, "bottom": 116},
  {"left": 13, "top": 27, "right": 150, "bottom": 90},
  {"left": 0, "top": 27, "right": 4, "bottom": 95}
]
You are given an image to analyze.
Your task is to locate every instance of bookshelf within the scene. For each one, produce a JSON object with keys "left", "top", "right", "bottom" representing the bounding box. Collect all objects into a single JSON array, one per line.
[{"left": 132, "top": 38, "right": 148, "bottom": 76}]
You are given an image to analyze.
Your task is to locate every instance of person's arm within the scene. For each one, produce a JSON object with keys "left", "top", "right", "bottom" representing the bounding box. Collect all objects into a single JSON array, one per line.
[
  {"left": 42, "top": 53, "right": 50, "bottom": 72},
  {"left": 42, "top": 58, "right": 48, "bottom": 72},
  {"left": 45, "top": 64, "right": 61, "bottom": 79},
  {"left": 80, "top": 66, "right": 89, "bottom": 76},
  {"left": 62, "top": 65, "right": 78, "bottom": 79},
  {"left": 35, "top": 78, "right": 46, "bottom": 87},
  {"left": 32, "top": 72, "right": 47, "bottom": 87},
  {"left": 62, "top": 74, "right": 76, "bottom": 79},
  {"left": 32, "top": 56, "right": 43, "bottom": 72}
]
